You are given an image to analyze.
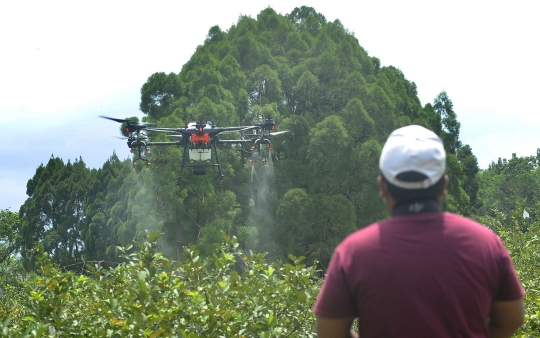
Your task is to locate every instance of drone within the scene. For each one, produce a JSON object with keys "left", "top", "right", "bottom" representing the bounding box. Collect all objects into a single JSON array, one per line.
[{"left": 100, "top": 116, "right": 288, "bottom": 179}]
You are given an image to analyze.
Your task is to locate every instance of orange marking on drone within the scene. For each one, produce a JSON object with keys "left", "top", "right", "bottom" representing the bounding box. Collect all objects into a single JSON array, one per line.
[{"left": 191, "top": 134, "right": 210, "bottom": 144}]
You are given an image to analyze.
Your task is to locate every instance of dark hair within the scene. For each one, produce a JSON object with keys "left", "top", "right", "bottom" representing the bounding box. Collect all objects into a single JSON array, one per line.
[{"left": 382, "top": 171, "right": 445, "bottom": 203}]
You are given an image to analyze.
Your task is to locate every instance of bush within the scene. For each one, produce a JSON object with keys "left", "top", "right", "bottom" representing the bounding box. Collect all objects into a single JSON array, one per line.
[
  {"left": 4, "top": 212, "right": 539, "bottom": 337},
  {"left": 0, "top": 232, "right": 319, "bottom": 337},
  {"left": 479, "top": 209, "right": 540, "bottom": 336}
]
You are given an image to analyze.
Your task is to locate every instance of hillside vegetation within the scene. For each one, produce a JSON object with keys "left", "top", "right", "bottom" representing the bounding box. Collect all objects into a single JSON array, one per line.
[{"left": 16, "top": 6, "right": 477, "bottom": 269}]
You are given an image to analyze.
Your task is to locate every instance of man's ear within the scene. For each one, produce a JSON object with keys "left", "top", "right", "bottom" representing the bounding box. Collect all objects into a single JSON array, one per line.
[
  {"left": 377, "top": 175, "right": 390, "bottom": 199},
  {"left": 377, "top": 175, "right": 388, "bottom": 198},
  {"left": 377, "top": 175, "right": 394, "bottom": 211},
  {"left": 442, "top": 174, "right": 449, "bottom": 196}
]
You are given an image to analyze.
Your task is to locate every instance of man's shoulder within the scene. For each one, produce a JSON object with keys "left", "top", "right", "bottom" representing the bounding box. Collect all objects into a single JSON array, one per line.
[
  {"left": 442, "top": 212, "right": 498, "bottom": 235},
  {"left": 338, "top": 212, "right": 498, "bottom": 247},
  {"left": 393, "top": 211, "right": 495, "bottom": 233},
  {"left": 336, "top": 220, "right": 386, "bottom": 251}
]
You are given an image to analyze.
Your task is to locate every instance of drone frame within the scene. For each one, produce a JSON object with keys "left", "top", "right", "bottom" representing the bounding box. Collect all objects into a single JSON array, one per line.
[{"left": 102, "top": 116, "right": 286, "bottom": 179}]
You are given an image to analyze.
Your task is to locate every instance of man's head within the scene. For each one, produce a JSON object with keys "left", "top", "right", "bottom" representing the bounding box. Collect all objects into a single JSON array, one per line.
[{"left": 378, "top": 125, "right": 448, "bottom": 210}]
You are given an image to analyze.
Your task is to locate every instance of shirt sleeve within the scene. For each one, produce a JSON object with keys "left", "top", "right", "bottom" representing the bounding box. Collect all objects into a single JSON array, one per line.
[
  {"left": 313, "top": 247, "right": 357, "bottom": 318},
  {"left": 495, "top": 238, "right": 525, "bottom": 301}
]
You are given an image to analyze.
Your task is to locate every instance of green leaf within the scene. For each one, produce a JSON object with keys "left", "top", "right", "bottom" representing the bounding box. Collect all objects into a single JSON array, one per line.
[
  {"left": 147, "top": 231, "right": 163, "bottom": 243},
  {"left": 138, "top": 270, "right": 148, "bottom": 293},
  {"left": 150, "top": 328, "right": 166, "bottom": 338}
]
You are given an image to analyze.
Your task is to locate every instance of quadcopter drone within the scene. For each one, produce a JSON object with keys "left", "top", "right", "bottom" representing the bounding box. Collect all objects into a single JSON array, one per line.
[{"left": 100, "top": 116, "right": 288, "bottom": 179}]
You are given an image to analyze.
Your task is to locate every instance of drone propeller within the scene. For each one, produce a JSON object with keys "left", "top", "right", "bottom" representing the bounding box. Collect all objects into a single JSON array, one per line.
[
  {"left": 113, "top": 135, "right": 148, "bottom": 140},
  {"left": 99, "top": 115, "right": 154, "bottom": 135},
  {"left": 99, "top": 115, "right": 129, "bottom": 123},
  {"left": 99, "top": 115, "right": 156, "bottom": 125}
]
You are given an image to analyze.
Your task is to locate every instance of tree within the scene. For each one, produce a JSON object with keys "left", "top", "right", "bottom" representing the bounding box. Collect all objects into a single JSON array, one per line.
[
  {"left": 444, "top": 153, "right": 471, "bottom": 214},
  {"left": 457, "top": 145, "right": 480, "bottom": 211},
  {"left": 341, "top": 98, "right": 375, "bottom": 144},
  {"left": 347, "top": 139, "right": 387, "bottom": 227},
  {"left": 307, "top": 194, "right": 357, "bottom": 268},
  {"left": 363, "top": 84, "right": 396, "bottom": 140},
  {"left": 82, "top": 153, "right": 132, "bottom": 261},
  {"left": 287, "top": 6, "right": 327, "bottom": 36},
  {"left": 306, "top": 115, "right": 352, "bottom": 195},
  {"left": 19, "top": 157, "right": 91, "bottom": 269},
  {"left": 433, "top": 91, "right": 461, "bottom": 154},
  {"left": 248, "top": 64, "right": 282, "bottom": 106},
  {"left": 477, "top": 153, "right": 540, "bottom": 223},
  {"left": 0, "top": 209, "right": 20, "bottom": 265},
  {"left": 292, "top": 70, "right": 319, "bottom": 115},
  {"left": 275, "top": 189, "right": 356, "bottom": 268},
  {"left": 140, "top": 72, "right": 182, "bottom": 119}
]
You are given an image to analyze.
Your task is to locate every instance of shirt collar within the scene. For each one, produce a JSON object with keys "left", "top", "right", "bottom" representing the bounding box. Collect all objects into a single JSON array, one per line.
[{"left": 392, "top": 199, "right": 441, "bottom": 217}]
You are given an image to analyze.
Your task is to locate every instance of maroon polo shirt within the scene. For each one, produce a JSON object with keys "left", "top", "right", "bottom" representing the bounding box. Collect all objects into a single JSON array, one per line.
[{"left": 313, "top": 212, "right": 524, "bottom": 337}]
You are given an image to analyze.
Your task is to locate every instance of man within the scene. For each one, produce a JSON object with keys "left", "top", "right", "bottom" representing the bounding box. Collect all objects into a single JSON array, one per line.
[{"left": 313, "top": 125, "right": 525, "bottom": 338}]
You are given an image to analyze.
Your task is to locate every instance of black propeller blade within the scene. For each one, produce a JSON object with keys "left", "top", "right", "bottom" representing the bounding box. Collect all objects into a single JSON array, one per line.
[
  {"left": 99, "top": 115, "right": 156, "bottom": 126},
  {"left": 99, "top": 115, "right": 129, "bottom": 123},
  {"left": 99, "top": 115, "right": 153, "bottom": 133}
]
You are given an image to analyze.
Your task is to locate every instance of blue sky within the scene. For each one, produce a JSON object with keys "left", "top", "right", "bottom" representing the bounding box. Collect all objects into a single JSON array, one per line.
[{"left": 1, "top": 0, "right": 539, "bottom": 211}]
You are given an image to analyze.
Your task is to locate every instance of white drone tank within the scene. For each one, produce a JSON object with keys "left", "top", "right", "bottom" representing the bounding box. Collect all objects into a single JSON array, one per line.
[{"left": 189, "top": 149, "right": 212, "bottom": 162}]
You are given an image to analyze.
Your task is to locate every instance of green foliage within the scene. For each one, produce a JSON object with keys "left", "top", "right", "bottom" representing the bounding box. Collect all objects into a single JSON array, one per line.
[
  {"left": 478, "top": 209, "right": 540, "bottom": 336},
  {"left": 276, "top": 189, "right": 356, "bottom": 267},
  {"left": 140, "top": 72, "right": 182, "bottom": 119},
  {"left": 0, "top": 209, "right": 20, "bottom": 265},
  {"left": 444, "top": 153, "right": 471, "bottom": 214},
  {"left": 0, "top": 210, "right": 23, "bottom": 287},
  {"left": 3, "top": 216, "right": 539, "bottom": 337},
  {"left": 0, "top": 234, "right": 319, "bottom": 337},
  {"left": 472, "top": 152, "right": 540, "bottom": 335},
  {"left": 434, "top": 91, "right": 461, "bottom": 155},
  {"left": 429, "top": 91, "right": 479, "bottom": 216},
  {"left": 19, "top": 157, "right": 91, "bottom": 269},
  {"left": 477, "top": 152, "right": 540, "bottom": 222}
]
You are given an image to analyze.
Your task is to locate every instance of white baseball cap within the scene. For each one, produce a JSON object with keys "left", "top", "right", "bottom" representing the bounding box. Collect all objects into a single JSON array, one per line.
[{"left": 379, "top": 125, "right": 446, "bottom": 189}]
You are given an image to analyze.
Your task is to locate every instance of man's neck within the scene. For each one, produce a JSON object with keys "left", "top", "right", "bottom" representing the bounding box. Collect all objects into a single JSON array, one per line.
[{"left": 392, "top": 199, "right": 441, "bottom": 216}]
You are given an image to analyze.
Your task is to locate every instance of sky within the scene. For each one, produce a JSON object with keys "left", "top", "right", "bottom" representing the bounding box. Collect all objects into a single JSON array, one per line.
[{"left": 1, "top": 0, "right": 539, "bottom": 211}]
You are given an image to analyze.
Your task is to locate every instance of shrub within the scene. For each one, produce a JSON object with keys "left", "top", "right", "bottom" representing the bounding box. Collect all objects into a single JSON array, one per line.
[{"left": 0, "top": 233, "right": 319, "bottom": 337}]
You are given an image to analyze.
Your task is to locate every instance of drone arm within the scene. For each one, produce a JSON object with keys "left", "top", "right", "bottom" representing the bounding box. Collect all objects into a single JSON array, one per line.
[
  {"left": 217, "top": 126, "right": 258, "bottom": 133},
  {"left": 145, "top": 141, "right": 183, "bottom": 146},
  {"left": 217, "top": 139, "right": 254, "bottom": 144},
  {"left": 145, "top": 127, "right": 181, "bottom": 133}
]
